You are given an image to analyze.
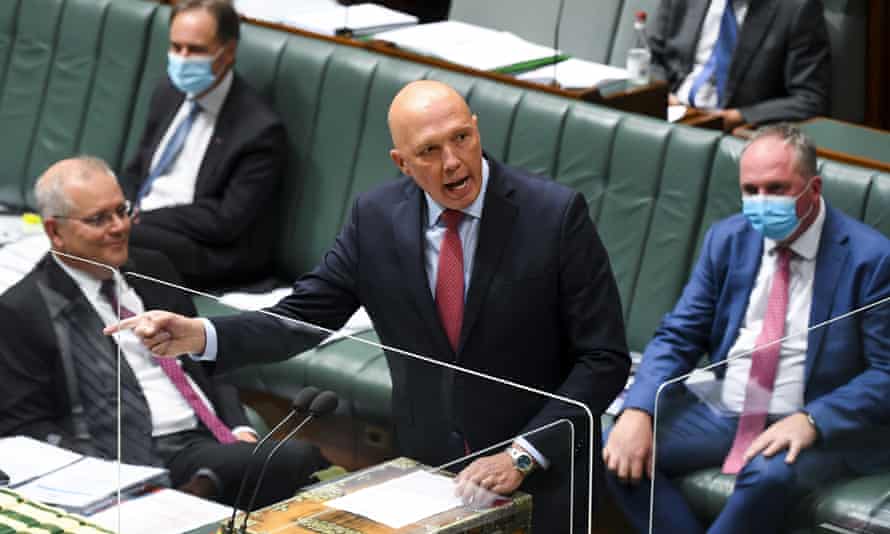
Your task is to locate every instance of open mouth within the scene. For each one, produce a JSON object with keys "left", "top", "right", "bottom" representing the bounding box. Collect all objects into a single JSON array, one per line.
[{"left": 445, "top": 176, "right": 470, "bottom": 191}]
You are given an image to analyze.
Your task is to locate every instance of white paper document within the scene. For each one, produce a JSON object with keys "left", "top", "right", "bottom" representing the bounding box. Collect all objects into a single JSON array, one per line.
[
  {"left": 517, "top": 58, "right": 629, "bottom": 89},
  {"left": 668, "top": 104, "right": 688, "bottom": 123},
  {"left": 375, "top": 21, "right": 560, "bottom": 71},
  {"left": 90, "top": 488, "right": 230, "bottom": 534},
  {"left": 16, "top": 457, "right": 167, "bottom": 513},
  {"left": 326, "top": 470, "right": 463, "bottom": 528},
  {"left": 0, "top": 436, "right": 83, "bottom": 487},
  {"left": 283, "top": 4, "right": 418, "bottom": 36}
]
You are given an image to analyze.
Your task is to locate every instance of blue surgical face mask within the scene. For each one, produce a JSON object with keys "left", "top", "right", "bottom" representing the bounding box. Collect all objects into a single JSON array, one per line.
[
  {"left": 742, "top": 179, "right": 814, "bottom": 241},
  {"left": 167, "top": 51, "right": 220, "bottom": 95}
]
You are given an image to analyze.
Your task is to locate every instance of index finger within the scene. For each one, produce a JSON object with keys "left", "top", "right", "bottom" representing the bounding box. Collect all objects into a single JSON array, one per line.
[{"left": 103, "top": 315, "right": 143, "bottom": 335}]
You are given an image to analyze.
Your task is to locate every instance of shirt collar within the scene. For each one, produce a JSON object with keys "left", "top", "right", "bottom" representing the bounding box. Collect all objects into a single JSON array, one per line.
[
  {"left": 425, "top": 157, "right": 490, "bottom": 228},
  {"left": 51, "top": 254, "right": 128, "bottom": 302},
  {"left": 765, "top": 195, "right": 826, "bottom": 261},
  {"left": 191, "top": 69, "right": 233, "bottom": 117}
]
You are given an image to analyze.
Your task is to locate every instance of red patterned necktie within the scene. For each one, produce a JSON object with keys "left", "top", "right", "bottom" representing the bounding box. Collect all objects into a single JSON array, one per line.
[
  {"left": 436, "top": 209, "right": 465, "bottom": 352},
  {"left": 722, "top": 248, "right": 792, "bottom": 474},
  {"left": 101, "top": 280, "right": 237, "bottom": 444}
]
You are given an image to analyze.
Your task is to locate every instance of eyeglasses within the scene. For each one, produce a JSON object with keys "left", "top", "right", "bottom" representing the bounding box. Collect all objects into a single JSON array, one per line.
[{"left": 53, "top": 200, "right": 133, "bottom": 228}]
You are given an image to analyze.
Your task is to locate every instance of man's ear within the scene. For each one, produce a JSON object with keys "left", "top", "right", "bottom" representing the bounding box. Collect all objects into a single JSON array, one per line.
[
  {"left": 390, "top": 149, "right": 408, "bottom": 176},
  {"left": 44, "top": 219, "right": 65, "bottom": 250}
]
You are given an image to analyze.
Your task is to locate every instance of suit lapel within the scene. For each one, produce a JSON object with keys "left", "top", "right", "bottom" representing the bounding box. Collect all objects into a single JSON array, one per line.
[
  {"left": 724, "top": 0, "right": 778, "bottom": 105},
  {"left": 684, "top": 0, "right": 712, "bottom": 68},
  {"left": 194, "top": 78, "right": 240, "bottom": 197},
  {"left": 725, "top": 229, "right": 763, "bottom": 348},
  {"left": 41, "top": 257, "right": 146, "bottom": 398},
  {"left": 392, "top": 183, "right": 455, "bottom": 357},
  {"left": 806, "top": 208, "right": 847, "bottom": 383},
  {"left": 459, "top": 164, "right": 516, "bottom": 357}
]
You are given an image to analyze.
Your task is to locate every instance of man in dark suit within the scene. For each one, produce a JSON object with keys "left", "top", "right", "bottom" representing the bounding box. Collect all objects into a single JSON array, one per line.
[
  {"left": 0, "top": 157, "right": 326, "bottom": 508},
  {"left": 650, "top": 0, "right": 831, "bottom": 130},
  {"left": 122, "top": 0, "right": 286, "bottom": 288},
  {"left": 602, "top": 125, "right": 890, "bottom": 533},
  {"left": 112, "top": 80, "right": 631, "bottom": 532}
]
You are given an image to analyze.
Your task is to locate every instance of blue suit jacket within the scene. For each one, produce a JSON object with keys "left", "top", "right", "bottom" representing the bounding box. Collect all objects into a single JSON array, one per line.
[{"left": 625, "top": 204, "right": 890, "bottom": 471}]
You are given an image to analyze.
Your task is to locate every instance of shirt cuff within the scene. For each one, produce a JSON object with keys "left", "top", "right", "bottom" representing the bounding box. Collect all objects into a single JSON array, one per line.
[
  {"left": 515, "top": 436, "right": 549, "bottom": 470},
  {"left": 230, "top": 426, "right": 257, "bottom": 439},
  {"left": 189, "top": 318, "right": 218, "bottom": 361}
]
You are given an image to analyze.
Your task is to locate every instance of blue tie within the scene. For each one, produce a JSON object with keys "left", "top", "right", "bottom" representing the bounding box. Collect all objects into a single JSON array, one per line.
[
  {"left": 137, "top": 100, "right": 201, "bottom": 205},
  {"left": 689, "top": 0, "right": 739, "bottom": 108}
]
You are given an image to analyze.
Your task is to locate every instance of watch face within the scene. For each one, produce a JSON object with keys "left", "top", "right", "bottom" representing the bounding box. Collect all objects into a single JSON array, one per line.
[{"left": 516, "top": 455, "right": 532, "bottom": 470}]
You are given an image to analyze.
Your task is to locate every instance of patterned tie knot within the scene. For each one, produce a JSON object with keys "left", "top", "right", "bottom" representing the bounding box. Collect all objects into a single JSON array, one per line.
[
  {"left": 441, "top": 209, "right": 464, "bottom": 232},
  {"left": 99, "top": 278, "right": 119, "bottom": 306},
  {"left": 775, "top": 247, "right": 792, "bottom": 267}
]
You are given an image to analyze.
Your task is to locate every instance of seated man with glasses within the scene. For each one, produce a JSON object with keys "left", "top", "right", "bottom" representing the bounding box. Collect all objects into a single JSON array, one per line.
[{"left": 0, "top": 156, "right": 327, "bottom": 507}]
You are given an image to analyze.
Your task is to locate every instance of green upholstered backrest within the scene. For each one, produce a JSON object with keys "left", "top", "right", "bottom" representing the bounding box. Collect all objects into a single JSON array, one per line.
[
  {"left": 1, "top": 0, "right": 888, "bottom": 355},
  {"left": 0, "top": 0, "right": 158, "bottom": 209}
]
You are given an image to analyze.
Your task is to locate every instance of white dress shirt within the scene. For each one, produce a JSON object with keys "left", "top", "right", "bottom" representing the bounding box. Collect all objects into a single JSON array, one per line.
[
  {"left": 140, "top": 71, "right": 233, "bottom": 211},
  {"left": 53, "top": 257, "right": 242, "bottom": 437},
  {"left": 676, "top": 0, "right": 749, "bottom": 110},
  {"left": 720, "top": 196, "right": 826, "bottom": 414}
]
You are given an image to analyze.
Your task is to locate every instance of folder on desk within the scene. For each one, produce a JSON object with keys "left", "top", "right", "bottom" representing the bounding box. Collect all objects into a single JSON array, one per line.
[
  {"left": 374, "top": 21, "right": 567, "bottom": 73},
  {"left": 283, "top": 4, "right": 418, "bottom": 37}
]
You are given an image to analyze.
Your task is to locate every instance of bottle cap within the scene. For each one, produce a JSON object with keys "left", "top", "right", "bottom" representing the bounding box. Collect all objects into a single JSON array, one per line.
[
  {"left": 22, "top": 212, "right": 41, "bottom": 226},
  {"left": 635, "top": 10, "right": 647, "bottom": 22}
]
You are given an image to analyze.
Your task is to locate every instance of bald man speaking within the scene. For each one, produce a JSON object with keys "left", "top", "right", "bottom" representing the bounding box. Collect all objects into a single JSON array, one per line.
[{"left": 112, "top": 81, "right": 630, "bottom": 532}]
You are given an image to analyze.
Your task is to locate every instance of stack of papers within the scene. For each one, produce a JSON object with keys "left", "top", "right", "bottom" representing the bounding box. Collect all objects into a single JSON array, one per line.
[
  {"left": 0, "top": 436, "right": 82, "bottom": 486},
  {"left": 15, "top": 457, "right": 168, "bottom": 515},
  {"left": 283, "top": 4, "right": 418, "bottom": 37},
  {"left": 375, "top": 21, "right": 565, "bottom": 73},
  {"left": 517, "top": 58, "right": 629, "bottom": 90},
  {"left": 0, "top": 436, "right": 168, "bottom": 516},
  {"left": 326, "top": 470, "right": 463, "bottom": 529},
  {"left": 90, "top": 488, "right": 230, "bottom": 534},
  {"left": 234, "top": 1, "right": 418, "bottom": 36}
]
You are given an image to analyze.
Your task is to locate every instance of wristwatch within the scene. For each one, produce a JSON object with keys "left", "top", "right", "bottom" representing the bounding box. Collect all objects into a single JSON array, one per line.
[{"left": 506, "top": 445, "right": 535, "bottom": 476}]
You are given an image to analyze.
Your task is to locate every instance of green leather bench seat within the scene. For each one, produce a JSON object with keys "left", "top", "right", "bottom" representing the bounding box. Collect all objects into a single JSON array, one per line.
[{"left": 1, "top": 1, "right": 888, "bottom": 530}]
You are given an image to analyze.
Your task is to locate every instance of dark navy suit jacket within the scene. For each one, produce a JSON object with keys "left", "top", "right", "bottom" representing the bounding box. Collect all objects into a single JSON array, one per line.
[
  {"left": 212, "top": 158, "right": 631, "bottom": 527},
  {"left": 625, "top": 204, "right": 890, "bottom": 473}
]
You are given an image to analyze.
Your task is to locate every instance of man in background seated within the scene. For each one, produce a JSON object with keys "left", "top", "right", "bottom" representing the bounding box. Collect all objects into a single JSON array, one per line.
[
  {"left": 122, "top": 0, "right": 286, "bottom": 289},
  {"left": 650, "top": 0, "right": 831, "bottom": 130},
  {"left": 0, "top": 157, "right": 326, "bottom": 507},
  {"left": 602, "top": 125, "right": 890, "bottom": 533}
]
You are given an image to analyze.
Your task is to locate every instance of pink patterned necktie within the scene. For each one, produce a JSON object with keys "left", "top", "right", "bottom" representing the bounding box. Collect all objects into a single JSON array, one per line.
[
  {"left": 101, "top": 280, "right": 236, "bottom": 444},
  {"left": 436, "top": 209, "right": 465, "bottom": 352},
  {"left": 722, "top": 248, "right": 792, "bottom": 474}
]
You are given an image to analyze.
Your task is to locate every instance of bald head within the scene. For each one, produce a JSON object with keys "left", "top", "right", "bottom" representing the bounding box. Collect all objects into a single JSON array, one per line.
[
  {"left": 388, "top": 80, "right": 472, "bottom": 149},
  {"left": 387, "top": 80, "right": 484, "bottom": 211}
]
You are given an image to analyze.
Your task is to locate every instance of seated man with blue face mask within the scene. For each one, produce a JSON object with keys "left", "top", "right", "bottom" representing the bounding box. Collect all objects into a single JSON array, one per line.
[
  {"left": 122, "top": 0, "right": 287, "bottom": 289},
  {"left": 602, "top": 124, "right": 890, "bottom": 534}
]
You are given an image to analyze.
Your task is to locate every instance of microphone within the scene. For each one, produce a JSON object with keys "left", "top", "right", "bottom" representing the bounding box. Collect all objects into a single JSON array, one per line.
[
  {"left": 238, "top": 391, "right": 339, "bottom": 533},
  {"left": 224, "top": 386, "right": 320, "bottom": 534}
]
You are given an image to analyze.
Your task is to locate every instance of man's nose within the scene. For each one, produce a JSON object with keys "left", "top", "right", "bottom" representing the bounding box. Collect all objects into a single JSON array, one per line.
[{"left": 443, "top": 145, "right": 460, "bottom": 172}]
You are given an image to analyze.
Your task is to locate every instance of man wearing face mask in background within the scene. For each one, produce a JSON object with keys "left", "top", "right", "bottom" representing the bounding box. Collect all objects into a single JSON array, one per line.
[
  {"left": 602, "top": 125, "right": 890, "bottom": 533},
  {"left": 122, "top": 0, "right": 286, "bottom": 289}
]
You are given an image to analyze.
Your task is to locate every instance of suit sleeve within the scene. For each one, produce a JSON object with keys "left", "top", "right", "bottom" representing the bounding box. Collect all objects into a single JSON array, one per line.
[
  {"left": 805, "top": 252, "right": 890, "bottom": 441},
  {"left": 648, "top": 0, "right": 674, "bottom": 83},
  {"left": 0, "top": 302, "right": 81, "bottom": 450},
  {"left": 737, "top": 0, "right": 831, "bottom": 124},
  {"left": 211, "top": 198, "right": 363, "bottom": 374},
  {"left": 519, "top": 193, "right": 631, "bottom": 455},
  {"left": 136, "top": 119, "right": 287, "bottom": 245},
  {"left": 623, "top": 226, "right": 721, "bottom": 415}
]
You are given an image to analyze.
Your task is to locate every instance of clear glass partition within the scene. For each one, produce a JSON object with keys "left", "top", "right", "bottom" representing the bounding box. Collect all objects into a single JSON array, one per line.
[
  {"left": 0, "top": 245, "right": 598, "bottom": 533},
  {"left": 647, "top": 294, "right": 890, "bottom": 534}
]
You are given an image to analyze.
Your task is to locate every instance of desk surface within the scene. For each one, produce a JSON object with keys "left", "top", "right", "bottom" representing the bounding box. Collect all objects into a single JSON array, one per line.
[
  {"left": 211, "top": 458, "right": 531, "bottom": 534},
  {"left": 799, "top": 118, "right": 890, "bottom": 172}
]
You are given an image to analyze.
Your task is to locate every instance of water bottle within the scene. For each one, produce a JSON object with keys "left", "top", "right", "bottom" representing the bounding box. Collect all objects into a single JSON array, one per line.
[{"left": 626, "top": 10, "right": 651, "bottom": 85}]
